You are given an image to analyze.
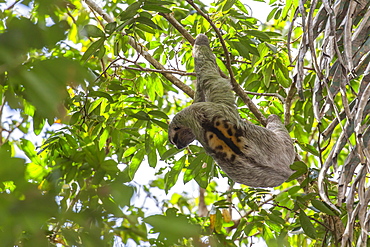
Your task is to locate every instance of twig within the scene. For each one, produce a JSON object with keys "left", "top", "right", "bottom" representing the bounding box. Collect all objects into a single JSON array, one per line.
[
  {"left": 244, "top": 90, "right": 285, "bottom": 103},
  {"left": 6, "top": 0, "right": 22, "bottom": 10},
  {"left": 83, "top": 0, "right": 195, "bottom": 99},
  {"left": 123, "top": 66, "right": 195, "bottom": 76},
  {"left": 119, "top": 57, "right": 196, "bottom": 76},
  {"left": 95, "top": 57, "right": 122, "bottom": 81},
  {"left": 159, "top": 12, "right": 195, "bottom": 45},
  {"left": 4, "top": 119, "right": 25, "bottom": 144}
]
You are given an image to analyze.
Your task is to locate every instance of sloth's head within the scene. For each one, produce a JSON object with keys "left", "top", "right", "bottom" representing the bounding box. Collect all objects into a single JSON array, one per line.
[{"left": 168, "top": 121, "right": 195, "bottom": 149}]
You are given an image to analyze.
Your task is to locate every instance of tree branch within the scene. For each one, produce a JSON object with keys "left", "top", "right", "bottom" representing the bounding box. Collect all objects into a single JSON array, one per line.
[
  {"left": 123, "top": 65, "right": 195, "bottom": 77},
  {"left": 159, "top": 12, "right": 195, "bottom": 45},
  {"left": 83, "top": 0, "right": 195, "bottom": 99},
  {"left": 244, "top": 90, "right": 285, "bottom": 104}
]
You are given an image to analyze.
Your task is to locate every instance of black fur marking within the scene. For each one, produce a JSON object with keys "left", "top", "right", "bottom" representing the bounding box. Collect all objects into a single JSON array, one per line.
[
  {"left": 224, "top": 123, "right": 229, "bottom": 129},
  {"left": 209, "top": 134, "right": 214, "bottom": 139},
  {"left": 208, "top": 126, "right": 242, "bottom": 155},
  {"left": 230, "top": 154, "right": 236, "bottom": 162},
  {"left": 237, "top": 138, "right": 241, "bottom": 142},
  {"left": 217, "top": 152, "right": 227, "bottom": 159},
  {"left": 216, "top": 145, "right": 223, "bottom": 150},
  {"left": 227, "top": 128, "right": 233, "bottom": 136},
  {"left": 215, "top": 121, "right": 220, "bottom": 126},
  {"left": 235, "top": 128, "right": 243, "bottom": 137}
]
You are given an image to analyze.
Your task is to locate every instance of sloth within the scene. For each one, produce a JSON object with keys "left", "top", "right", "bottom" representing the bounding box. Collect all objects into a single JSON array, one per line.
[{"left": 168, "top": 34, "right": 295, "bottom": 187}]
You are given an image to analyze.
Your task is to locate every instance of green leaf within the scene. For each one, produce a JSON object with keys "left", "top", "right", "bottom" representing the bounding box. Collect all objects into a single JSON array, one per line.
[
  {"left": 105, "top": 22, "right": 117, "bottom": 35},
  {"left": 99, "top": 128, "right": 109, "bottom": 150},
  {"left": 129, "top": 148, "right": 145, "bottom": 180},
  {"left": 116, "top": 18, "right": 136, "bottom": 32},
  {"left": 88, "top": 98, "right": 103, "bottom": 115},
  {"left": 144, "top": 209, "right": 201, "bottom": 244},
  {"left": 109, "top": 182, "right": 134, "bottom": 207},
  {"left": 123, "top": 146, "right": 137, "bottom": 158},
  {"left": 235, "top": 0, "right": 249, "bottom": 14},
  {"left": 229, "top": 41, "right": 250, "bottom": 59},
  {"left": 10, "top": 58, "right": 89, "bottom": 119},
  {"left": 0, "top": 144, "right": 26, "bottom": 183},
  {"left": 83, "top": 24, "right": 105, "bottom": 38},
  {"left": 147, "top": 150, "right": 157, "bottom": 168},
  {"left": 151, "top": 119, "right": 168, "bottom": 129},
  {"left": 165, "top": 156, "right": 185, "bottom": 192},
  {"left": 267, "top": 212, "right": 286, "bottom": 225},
  {"left": 33, "top": 111, "right": 46, "bottom": 136},
  {"left": 245, "top": 30, "right": 271, "bottom": 41},
  {"left": 70, "top": 112, "right": 80, "bottom": 125},
  {"left": 257, "top": 43, "right": 270, "bottom": 62},
  {"left": 263, "top": 63, "right": 273, "bottom": 87},
  {"left": 120, "top": 2, "right": 142, "bottom": 21},
  {"left": 183, "top": 152, "right": 207, "bottom": 184},
  {"left": 130, "top": 111, "right": 150, "bottom": 120},
  {"left": 26, "top": 162, "right": 47, "bottom": 181},
  {"left": 311, "top": 199, "right": 337, "bottom": 216},
  {"left": 274, "top": 58, "right": 291, "bottom": 88},
  {"left": 142, "top": 4, "right": 172, "bottom": 13},
  {"left": 81, "top": 37, "right": 105, "bottom": 62},
  {"left": 148, "top": 110, "right": 169, "bottom": 119},
  {"left": 288, "top": 161, "right": 308, "bottom": 181},
  {"left": 267, "top": 7, "right": 279, "bottom": 22},
  {"left": 297, "top": 142, "right": 320, "bottom": 156},
  {"left": 136, "top": 16, "right": 162, "bottom": 30},
  {"left": 222, "top": 0, "right": 236, "bottom": 12},
  {"left": 214, "top": 209, "right": 223, "bottom": 233},
  {"left": 299, "top": 210, "right": 317, "bottom": 239},
  {"left": 161, "top": 147, "right": 181, "bottom": 160},
  {"left": 275, "top": 66, "right": 290, "bottom": 88},
  {"left": 290, "top": 161, "right": 308, "bottom": 172},
  {"left": 101, "top": 159, "right": 119, "bottom": 172},
  {"left": 20, "top": 139, "right": 40, "bottom": 164},
  {"left": 88, "top": 91, "right": 114, "bottom": 103}
]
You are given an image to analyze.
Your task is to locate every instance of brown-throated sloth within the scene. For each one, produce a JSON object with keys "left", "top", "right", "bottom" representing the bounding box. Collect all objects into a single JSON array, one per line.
[{"left": 168, "top": 34, "right": 295, "bottom": 187}]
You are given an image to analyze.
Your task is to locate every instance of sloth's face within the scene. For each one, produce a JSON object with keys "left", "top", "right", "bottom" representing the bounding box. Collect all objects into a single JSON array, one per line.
[{"left": 168, "top": 124, "right": 195, "bottom": 149}]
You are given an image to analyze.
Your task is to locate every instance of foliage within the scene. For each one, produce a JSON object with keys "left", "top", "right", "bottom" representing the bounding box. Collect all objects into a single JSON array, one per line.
[{"left": 0, "top": 0, "right": 369, "bottom": 246}]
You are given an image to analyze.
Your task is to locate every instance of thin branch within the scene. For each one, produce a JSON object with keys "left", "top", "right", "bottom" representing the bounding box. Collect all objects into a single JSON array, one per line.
[
  {"left": 159, "top": 12, "right": 195, "bottom": 45},
  {"left": 83, "top": 0, "right": 195, "bottom": 99},
  {"left": 3, "top": 119, "right": 25, "bottom": 144},
  {"left": 95, "top": 57, "right": 122, "bottom": 81},
  {"left": 244, "top": 90, "right": 285, "bottom": 103},
  {"left": 123, "top": 65, "right": 195, "bottom": 77},
  {"left": 6, "top": 0, "right": 22, "bottom": 10}
]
